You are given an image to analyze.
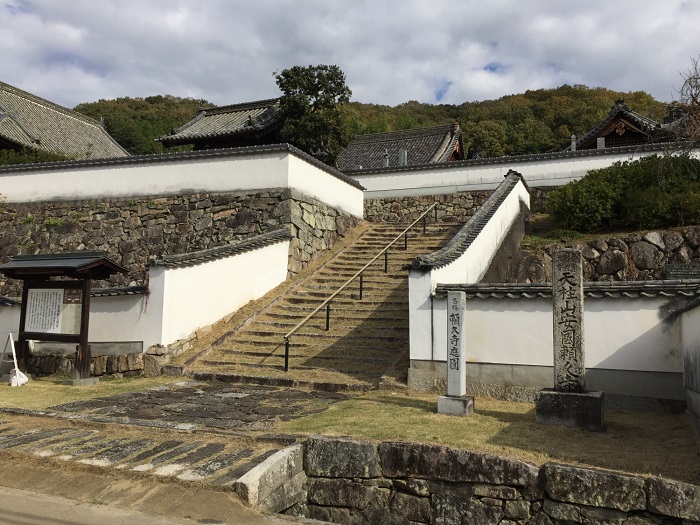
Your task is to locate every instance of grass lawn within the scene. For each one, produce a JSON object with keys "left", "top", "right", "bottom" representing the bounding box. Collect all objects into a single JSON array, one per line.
[
  {"left": 0, "top": 375, "right": 698, "bottom": 485},
  {"left": 277, "top": 390, "right": 700, "bottom": 484},
  {"left": 0, "top": 375, "right": 180, "bottom": 410}
]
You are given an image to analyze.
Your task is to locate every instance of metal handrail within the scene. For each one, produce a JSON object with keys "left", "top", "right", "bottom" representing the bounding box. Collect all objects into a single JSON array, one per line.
[{"left": 282, "top": 202, "right": 437, "bottom": 371}]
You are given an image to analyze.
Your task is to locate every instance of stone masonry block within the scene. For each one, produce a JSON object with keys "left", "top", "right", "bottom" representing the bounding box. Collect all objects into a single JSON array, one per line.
[
  {"left": 379, "top": 441, "right": 538, "bottom": 487},
  {"left": 233, "top": 444, "right": 303, "bottom": 509},
  {"left": 647, "top": 476, "right": 700, "bottom": 520},
  {"left": 544, "top": 463, "right": 646, "bottom": 512},
  {"left": 305, "top": 436, "right": 381, "bottom": 478},
  {"left": 307, "top": 478, "right": 371, "bottom": 509}
]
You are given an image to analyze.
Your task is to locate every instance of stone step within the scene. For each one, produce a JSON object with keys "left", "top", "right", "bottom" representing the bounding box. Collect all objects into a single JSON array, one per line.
[{"left": 186, "top": 220, "right": 461, "bottom": 386}]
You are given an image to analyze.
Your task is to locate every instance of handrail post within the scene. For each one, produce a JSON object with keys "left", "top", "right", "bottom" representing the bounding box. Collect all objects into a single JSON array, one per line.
[
  {"left": 284, "top": 337, "right": 289, "bottom": 372},
  {"left": 404, "top": 232, "right": 408, "bottom": 250},
  {"left": 359, "top": 272, "right": 363, "bottom": 300},
  {"left": 434, "top": 207, "right": 438, "bottom": 222},
  {"left": 326, "top": 302, "right": 331, "bottom": 331},
  {"left": 384, "top": 251, "right": 388, "bottom": 273},
  {"left": 423, "top": 216, "right": 426, "bottom": 234}
]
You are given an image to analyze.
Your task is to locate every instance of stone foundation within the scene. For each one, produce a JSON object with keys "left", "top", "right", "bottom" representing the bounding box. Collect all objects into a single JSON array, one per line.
[
  {"left": 27, "top": 351, "right": 147, "bottom": 378},
  {"left": 535, "top": 389, "right": 605, "bottom": 432}
]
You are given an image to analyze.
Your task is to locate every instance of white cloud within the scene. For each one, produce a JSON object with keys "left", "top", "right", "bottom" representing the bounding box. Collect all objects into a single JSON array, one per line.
[{"left": 1, "top": 0, "right": 698, "bottom": 109}]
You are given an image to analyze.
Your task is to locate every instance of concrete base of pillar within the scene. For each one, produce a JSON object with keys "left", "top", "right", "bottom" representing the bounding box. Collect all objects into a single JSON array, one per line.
[
  {"left": 535, "top": 388, "right": 605, "bottom": 432},
  {"left": 437, "top": 395, "right": 474, "bottom": 416}
]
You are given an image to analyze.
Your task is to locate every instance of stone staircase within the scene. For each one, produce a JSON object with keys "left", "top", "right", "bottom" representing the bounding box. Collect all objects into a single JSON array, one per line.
[{"left": 187, "top": 221, "right": 462, "bottom": 390}]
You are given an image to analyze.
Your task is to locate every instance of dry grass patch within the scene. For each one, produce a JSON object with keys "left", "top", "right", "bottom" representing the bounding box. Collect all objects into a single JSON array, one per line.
[
  {"left": 0, "top": 376, "right": 181, "bottom": 410},
  {"left": 277, "top": 390, "right": 700, "bottom": 484}
]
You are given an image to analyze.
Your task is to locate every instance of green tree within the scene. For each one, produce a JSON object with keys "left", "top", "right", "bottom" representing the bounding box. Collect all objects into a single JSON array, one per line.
[
  {"left": 275, "top": 64, "right": 353, "bottom": 164},
  {"left": 74, "top": 95, "right": 213, "bottom": 155},
  {"left": 0, "top": 147, "right": 67, "bottom": 166},
  {"left": 463, "top": 120, "right": 508, "bottom": 158}
]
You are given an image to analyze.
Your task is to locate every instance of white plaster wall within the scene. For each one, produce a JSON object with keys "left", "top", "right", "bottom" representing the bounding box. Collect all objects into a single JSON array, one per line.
[
  {"left": 288, "top": 155, "right": 364, "bottom": 218},
  {"left": 428, "top": 294, "right": 682, "bottom": 374},
  {"left": 681, "top": 306, "right": 700, "bottom": 367},
  {"left": 88, "top": 294, "right": 161, "bottom": 350},
  {"left": 409, "top": 181, "right": 530, "bottom": 362},
  {"left": 0, "top": 149, "right": 362, "bottom": 217},
  {"left": 158, "top": 240, "right": 290, "bottom": 345},
  {"left": 353, "top": 148, "right": 680, "bottom": 198},
  {"left": 0, "top": 306, "right": 20, "bottom": 348},
  {"left": 0, "top": 241, "right": 289, "bottom": 351},
  {"left": 0, "top": 153, "right": 288, "bottom": 202}
]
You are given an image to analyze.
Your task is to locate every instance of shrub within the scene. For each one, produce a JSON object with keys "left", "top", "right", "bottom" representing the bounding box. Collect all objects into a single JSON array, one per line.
[{"left": 547, "top": 154, "right": 700, "bottom": 232}]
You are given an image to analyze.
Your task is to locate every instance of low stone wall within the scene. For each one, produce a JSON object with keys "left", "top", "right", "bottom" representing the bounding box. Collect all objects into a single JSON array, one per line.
[
  {"left": 0, "top": 188, "right": 359, "bottom": 296},
  {"left": 27, "top": 350, "right": 163, "bottom": 378},
  {"left": 364, "top": 191, "right": 491, "bottom": 223},
  {"left": 270, "top": 437, "right": 700, "bottom": 524}
]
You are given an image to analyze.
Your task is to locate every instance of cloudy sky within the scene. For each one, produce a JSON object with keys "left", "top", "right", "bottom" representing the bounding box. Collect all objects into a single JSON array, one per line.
[{"left": 2, "top": 0, "right": 699, "bottom": 109}]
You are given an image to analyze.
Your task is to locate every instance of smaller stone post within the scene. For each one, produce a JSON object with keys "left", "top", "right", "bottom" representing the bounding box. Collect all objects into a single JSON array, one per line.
[{"left": 437, "top": 291, "right": 474, "bottom": 416}]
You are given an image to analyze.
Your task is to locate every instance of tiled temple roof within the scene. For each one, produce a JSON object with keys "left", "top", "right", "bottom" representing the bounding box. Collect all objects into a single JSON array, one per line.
[
  {"left": 157, "top": 99, "right": 281, "bottom": 147},
  {"left": 0, "top": 81, "right": 129, "bottom": 160},
  {"left": 567, "top": 100, "right": 667, "bottom": 151},
  {"left": 336, "top": 123, "right": 463, "bottom": 171}
]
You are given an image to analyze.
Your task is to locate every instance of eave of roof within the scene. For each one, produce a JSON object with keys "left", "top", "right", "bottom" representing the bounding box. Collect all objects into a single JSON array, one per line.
[
  {"left": 434, "top": 280, "right": 700, "bottom": 299},
  {"left": 0, "top": 285, "right": 147, "bottom": 306},
  {"left": 0, "top": 251, "right": 127, "bottom": 280},
  {"left": 150, "top": 229, "right": 292, "bottom": 268},
  {"left": 344, "top": 142, "right": 678, "bottom": 176}
]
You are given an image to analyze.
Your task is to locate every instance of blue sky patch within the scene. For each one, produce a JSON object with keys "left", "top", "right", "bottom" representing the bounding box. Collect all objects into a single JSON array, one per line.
[
  {"left": 435, "top": 80, "right": 452, "bottom": 102},
  {"left": 4, "top": 1, "right": 32, "bottom": 16},
  {"left": 483, "top": 62, "right": 508, "bottom": 74}
]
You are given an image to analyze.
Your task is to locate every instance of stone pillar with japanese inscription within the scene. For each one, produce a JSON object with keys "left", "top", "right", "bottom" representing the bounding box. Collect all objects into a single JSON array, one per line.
[
  {"left": 437, "top": 291, "right": 474, "bottom": 416},
  {"left": 535, "top": 249, "right": 605, "bottom": 431},
  {"left": 553, "top": 249, "right": 585, "bottom": 393}
]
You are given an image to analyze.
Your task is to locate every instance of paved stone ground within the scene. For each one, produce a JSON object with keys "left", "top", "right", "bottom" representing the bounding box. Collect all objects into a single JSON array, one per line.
[
  {"left": 0, "top": 380, "right": 347, "bottom": 520},
  {"left": 48, "top": 380, "right": 346, "bottom": 433}
]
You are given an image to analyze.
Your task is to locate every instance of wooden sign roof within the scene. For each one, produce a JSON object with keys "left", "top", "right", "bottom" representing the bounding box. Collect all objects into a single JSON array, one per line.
[{"left": 0, "top": 252, "right": 127, "bottom": 280}]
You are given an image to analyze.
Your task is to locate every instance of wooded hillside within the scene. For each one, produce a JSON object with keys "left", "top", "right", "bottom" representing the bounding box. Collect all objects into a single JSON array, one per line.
[{"left": 70, "top": 85, "right": 668, "bottom": 158}]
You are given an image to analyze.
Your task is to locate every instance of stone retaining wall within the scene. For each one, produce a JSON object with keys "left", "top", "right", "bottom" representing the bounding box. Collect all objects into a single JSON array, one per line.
[
  {"left": 512, "top": 226, "right": 700, "bottom": 283},
  {"left": 364, "top": 191, "right": 491, "bottom": 223},
  {"left": 0, "top": 188, "right": 359, "bottom": 296},
  {"left": 274, "top": 436, "right": 700, "bottom": 525}
]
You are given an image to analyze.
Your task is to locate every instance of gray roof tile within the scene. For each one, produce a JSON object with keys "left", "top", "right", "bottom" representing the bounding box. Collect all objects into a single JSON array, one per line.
[
  {"left": 150, "top": 229, "right": 292, "bottom": 268},
  {"left": 0, "top": 81, "right": 129, "bottom": 160},
  {"left": 435, "top": 280, "right": 700, "bottom": 300},
  {"left": 336, "top": 123, "right": 463, "bottom": 171},
  {"left": 157, "top": 99, "right": 281, "bottom": 147},
  {"left": 409, "top": 170, "right": 527, "bottom": 272}
]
